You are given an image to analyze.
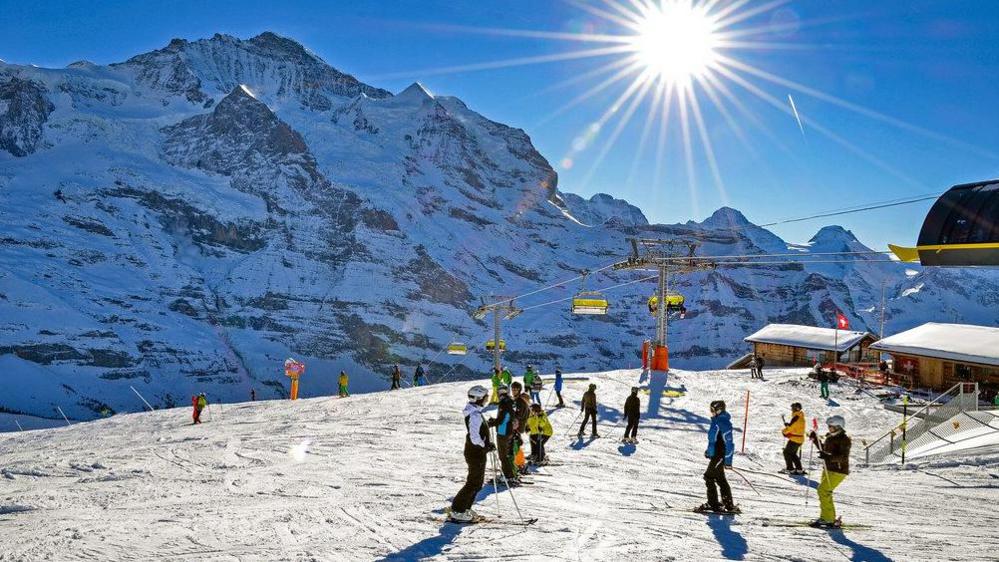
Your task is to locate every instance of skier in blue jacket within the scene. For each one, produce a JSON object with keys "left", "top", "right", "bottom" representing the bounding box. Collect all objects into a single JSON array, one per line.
[
  {"left": 553, "top": 366, "right": 565, "bottom": 408},
  {"left": 696, "top": 400, "right": 738, "bottom": 514}
]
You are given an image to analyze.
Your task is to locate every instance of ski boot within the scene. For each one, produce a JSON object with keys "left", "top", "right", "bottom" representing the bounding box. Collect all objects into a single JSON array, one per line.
[
  {"left": 808, "top": 518, "right": 841, "bottom": 529},
  {"left": 448, "top": 510, "right": 475, "bottom": 523},
  {"left": 694, "top": 503, "right": 724, "bottom": 514}
]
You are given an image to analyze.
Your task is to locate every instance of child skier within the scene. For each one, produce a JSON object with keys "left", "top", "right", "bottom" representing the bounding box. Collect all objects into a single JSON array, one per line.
[
  {"left": 578, "top": 384, "right": 599, "bottom": 438},
  {"left": 391, "top": 365, "right": 402, "bottom": 390},
  {"left": 489, "top": 385, "right": 519, "bottom": 485},
  {"left": 809, "top": 415, "right": 851, "bottom": 528},
  {"left": 448, "top": 385, "right": 494, "bottom": 523},
  {"left": 696, "top": 400, "right": 738, "bottom": 514},
  {"left": 553, "top": 366, "right": 565, "bottom": 407},
  {"left": 622, "top": 387, "right": 641, "bottom": 444},
  {"left": 511, "top": 382, "right": 532, "bottom": 473},
  {"left": 530, "top": 373, "right": 543, "bottom": 404},
  {"left": 338, "top": 371, "right": 350, "bottom": 397},
  {"left": 526, "top": 403, "right": 553, "bottom": 465},
  {"left": 781, "top": 402, "right": 806, "bottom": 474}
]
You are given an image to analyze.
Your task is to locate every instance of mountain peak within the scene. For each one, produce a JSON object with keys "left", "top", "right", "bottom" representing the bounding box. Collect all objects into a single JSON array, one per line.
[
  {"left": 699, "top": 206, "right": 752, "bottom": 229},
  {"left": 247, "top": 31, "right": 310, "bottom": 60},
  {"left": 810, "top": 225, "right": 858, "bottom": 244},
  {"left": 397, "top": 82, "right": 434, "bottom": 102}
]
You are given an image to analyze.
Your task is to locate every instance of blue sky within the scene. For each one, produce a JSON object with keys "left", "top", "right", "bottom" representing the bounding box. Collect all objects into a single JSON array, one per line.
[{"left": 3, "top": 0, "right": 998, "bottom": 249}]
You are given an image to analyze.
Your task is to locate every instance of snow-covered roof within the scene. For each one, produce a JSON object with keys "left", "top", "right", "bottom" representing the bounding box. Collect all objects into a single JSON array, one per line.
[
  {"left": 870, "top": 323, "right": 999, "bottom": 367},
  {"left": 745, "top": 323, "right": 873, "bottom": 352}
]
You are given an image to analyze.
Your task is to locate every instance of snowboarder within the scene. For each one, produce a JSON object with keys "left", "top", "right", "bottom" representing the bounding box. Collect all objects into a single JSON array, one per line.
[
  {"left": 250, "top": 388, "right": 256, "bottom": 401},
  {"left": 530, "top": 373, "right": 543, "bottom": 404},
  {"left": 623, "top": 387, "right": 641, "bottom": 444},
  {"left": 809, "top": 415, "right": 852, "bottom": 528},
  {"left": 448, "top": 385, "right": 494, "bottom": 523},
  {"left": 414, "top": 365, "right": 426, "bottom": 387},
  {"left": 553, "top": 366, "right": 565, "bottom": 408},
  {"left": 391, "top": 365, "right": 402, "bottom": 390},
  {"left": 526, "top": 403, "right": 553, "bottom": 464},
  {"left": 696, "top": 400, "right": 737, "bottom": 514},
  {"left": 578, "top": 384, "right": 599, "bottom": 438},
  {"left": 815, "top": 364, "right": 830, "bottom": 399},
  {"left": 338, "top": 371, "right": 350, "bottom": 397},
  {"left": 490, "top": 368, "right": 502, "bottom": 404},
  {"left": 192, "top": 393, "right": 208, "bottom": 424},
  {"left": 781, "top": 402, "right": 806, "bottom": 474},
  {"left": 489, "top": 385, "right": 519, "bottom": 484}
]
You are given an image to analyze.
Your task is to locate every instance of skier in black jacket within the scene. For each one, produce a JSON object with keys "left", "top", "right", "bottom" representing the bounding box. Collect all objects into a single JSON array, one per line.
[
  {"left": 489, "top": 385, "right": 519, "bottom": 484},
  {"left": 622, "top": 387, "right": 641, "bottom": 444},
  {"left": 449, "top": 385, "right": 493, "bottom": 523}
]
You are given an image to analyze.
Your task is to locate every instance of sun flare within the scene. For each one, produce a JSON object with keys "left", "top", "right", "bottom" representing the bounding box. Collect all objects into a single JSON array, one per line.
[{"left": 628, "top": 2, "right": 719, "bottom": 85}]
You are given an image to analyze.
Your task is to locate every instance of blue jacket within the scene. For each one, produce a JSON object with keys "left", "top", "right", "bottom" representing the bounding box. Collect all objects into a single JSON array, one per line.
[
  {"left": 706, "top": 411, "right": 735, "bottom": 466},
  {"left": 554, "top": 371, "right": 563, "bottom": 392}
]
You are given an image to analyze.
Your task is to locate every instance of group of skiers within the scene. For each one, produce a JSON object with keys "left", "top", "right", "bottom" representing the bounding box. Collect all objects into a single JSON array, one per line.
[
  {"left": 453, "top": 369, "right": 853, "bottom": 529},
  {"left": 748, "top": 354, "right": 766, "bottom": 379},
  {"left": 391, "top": 364, "right": 427, "bottom": 389}
]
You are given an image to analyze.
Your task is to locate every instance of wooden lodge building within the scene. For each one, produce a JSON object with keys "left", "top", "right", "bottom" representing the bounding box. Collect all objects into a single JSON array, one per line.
[
  {"left": 870, "top": 322, "right": 999, "bottom": 391},
  {"left": 743, "top": 323, "right": 878, "bottom": 367}
]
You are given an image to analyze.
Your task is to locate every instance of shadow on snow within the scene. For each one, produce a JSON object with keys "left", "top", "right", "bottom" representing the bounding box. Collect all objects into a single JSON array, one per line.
[{"left": 705, "top": 514, "right": 748, "bottom": 560}]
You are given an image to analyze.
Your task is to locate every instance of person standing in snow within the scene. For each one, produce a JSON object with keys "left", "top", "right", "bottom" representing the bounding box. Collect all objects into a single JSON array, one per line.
[
  {"left": 489, "top": 386, "right": 519, "bottom": 485},
  {"left": 338, "top": 371, "right": 350, "bottom": 397},
  {"left": 523, "top": 365, "right": 537, "bottom": 390},
  {"left": 781, "top": 402, "right": 806, "bottom": 474},
  {"left": 526, "top": 403, "right": 553, "bottom": 465},
  {"left": 755, "top": 355, "right": 765, "bottom": 379},
  {"left": 192, "top": 393, "right": 208, "bottom": 424},
  {"left": 490, "top": 368, "right": 502, "bottom": 404},
  {"left": 578, "top": 384, "right": 599, "bottom": 438},
  {"left": 749, "top": 354, "right": 759, "bottom": 379},
  {"left": 449, "top": 385, "right": 494, "bottom": 523},
  {"left": 511, "top": 382, "right": 532, "bottom": 472},
  {"left": 622, "top": 387, "right": 641, "bottom": 444},
  {"left": 250, "top": 388, "right": 256, "bottom": 401},
  {"left": 391, "top": 365, "right": 402, "bottom": 390},
  {"left": 414, "top": 365, "right": 426, "bottom": 387},
  {"left": 501, "top": 367, "right": 513, "bottom": 388},
  {"left": 191, "top": 395, "right": 201, "bottom": 424},
  {"left": 530, "top": 373, "right": 544, "bottom": 404},
  {"left": 553, "top": 366, "right": 565, "bottom": 408},
  {"left": 815, "top": 364, "right": 831, "bottom": 399},
  {"left": 696, "top": 400, "right": 737, "bottom": 514},
  {"left": 809, "top": 415, "right": 851, "bottom": 528}
]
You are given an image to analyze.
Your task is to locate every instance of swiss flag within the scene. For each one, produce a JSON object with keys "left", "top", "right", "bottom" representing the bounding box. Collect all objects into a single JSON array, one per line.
[{"left": 835, "top": 312, "right": 850, "bottom": 330}]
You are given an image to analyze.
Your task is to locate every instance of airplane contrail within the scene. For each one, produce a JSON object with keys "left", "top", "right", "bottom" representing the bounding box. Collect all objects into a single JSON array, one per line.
[{"left": 788, "top": 94, "right": 806, "bottom": 137}]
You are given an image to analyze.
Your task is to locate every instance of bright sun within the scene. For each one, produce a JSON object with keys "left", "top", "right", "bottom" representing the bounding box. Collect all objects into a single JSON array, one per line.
[{"left": 629, "top": 2, "right": 719, "bottom": 84}]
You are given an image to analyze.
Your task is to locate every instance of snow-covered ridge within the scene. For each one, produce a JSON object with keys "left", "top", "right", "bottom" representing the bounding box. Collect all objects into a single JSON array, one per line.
[{"left": 0, "top": 32, "right": 997, "bottom": 421}]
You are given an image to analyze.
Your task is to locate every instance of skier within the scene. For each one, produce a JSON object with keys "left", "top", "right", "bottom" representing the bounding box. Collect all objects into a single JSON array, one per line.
[
  {"left": 250, "top": 388, "right": 256, "bottom": 402},
  {"left": 523, "top": 365, "right": 537, "bottom": 390},
  {"left": 553, "top": 366, "right": 565, "bottom": 408},
  {"left": 622, "top": 387, "right": 641, "bottom": 444},
  {"left": 749, "top": 354, "right": 759, "bottom": 379},
  {"left": 193, "top": 393, "right": 208, "bottom": 424},
  {"left": 489, "top": 385, "right": 519, "bottom": 485},
  {"left": 391, "top": 365, "right": 402, "bottom": 390},
  {"left": 526, "top": 403, "right": 553, "bottom": 465},
  {"left": 696, "top": 400, "right": 738, "bottom": 514},
  {"left": 511, "top": 382, "right": 532, "bottom": 472},
  {"left": 530, "top": 373, "right": 543, "bottom": 404},
  {"left": 490, "top": 368, "right": 502, "bottom": 404},
  {"left": 808, "top": 415, "right": 851, "bottom": 528},
  {"left": 755, "top": 355, "right": 765, "bottom": 379},
  {"left": 781, "top": 402, "right": 806, "bottom": 474},
  {"left": 338, "top": 371, "right": 350, "bottom": 397},
  {"left": 448, "top": 385, "right": 494, "bottom": 523},
  {"left": 815, "top": 364, "right": 830, "bottom": 399},
  {"left": 501, "top": 367, "right": 513, "bottom": 388},
  {"left": 578, "top": 384, "right": 599, "bottom": 439},
  {"left": 191, "top": 395, "right": 201, "bottom": 424},
  {"left": 414, "top": 364, "right": 426, "bottom": 387}
]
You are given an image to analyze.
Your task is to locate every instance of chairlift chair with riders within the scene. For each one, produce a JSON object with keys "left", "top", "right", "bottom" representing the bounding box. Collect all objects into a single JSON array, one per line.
[
  {"left": 571, "top": 271, "right": 609, "bottom": 315},
  {"left": 485, "top": 340, "right": 506, "bottom": 352},
  {"left": 647, "top": 293, "right": 687, "bottom": 318}
]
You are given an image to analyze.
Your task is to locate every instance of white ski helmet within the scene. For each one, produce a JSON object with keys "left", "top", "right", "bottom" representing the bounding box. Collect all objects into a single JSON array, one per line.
[
  {"left": 467, "top": 385, "right": 489, "bottom": 402},
  {"left": 826, "top": 415, "right": 846, "bottom": 429}
]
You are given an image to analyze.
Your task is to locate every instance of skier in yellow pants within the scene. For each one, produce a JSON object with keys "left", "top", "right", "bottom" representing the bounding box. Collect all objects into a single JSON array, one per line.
[
  {"left": 490, "top": 368, "right": 502, "bottom": 404},
  {"left": 809, "top": 415, "right": 851, "bottom": 528}
]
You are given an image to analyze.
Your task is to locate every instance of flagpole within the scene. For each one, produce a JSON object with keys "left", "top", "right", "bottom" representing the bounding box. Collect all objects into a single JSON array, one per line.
[{"left": 834, "top": 312, "right": 839, "bottom": 368}]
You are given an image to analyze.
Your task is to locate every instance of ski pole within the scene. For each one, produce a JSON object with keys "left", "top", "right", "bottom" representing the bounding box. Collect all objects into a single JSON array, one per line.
[
  {"left": 491, "top": 434, "right": 501, "bottom": 516},
  {"left": 490, "top": 446, "right": 526, "bottom": 524},
  {"left": 805, "top": 417, "right": 819, "bottom": 505},
  {"left": 728, "top": 466, "right": 762, "bottom": 496},
  {"left": 563, "top": 408, "right": 584, "bottom": 439}
]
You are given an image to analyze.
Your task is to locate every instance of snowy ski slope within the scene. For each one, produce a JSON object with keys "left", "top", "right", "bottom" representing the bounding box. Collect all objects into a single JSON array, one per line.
[{"left": 1, "top": 368, "right": 997, "bottom": 561}]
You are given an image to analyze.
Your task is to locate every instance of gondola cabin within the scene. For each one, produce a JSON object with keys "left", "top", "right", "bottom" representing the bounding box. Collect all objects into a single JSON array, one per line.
[
  {"left": 889, "top": 179, "right": 999, "bottom": 266},
  {"left": 485, "top": 339, "right": 506, "bottom": 352},
  {"left": 571, "top": 291, "right": 609, "bottom": 315},
  {"left": 446, "top": 342, "right": 468, "bottom": 355}
]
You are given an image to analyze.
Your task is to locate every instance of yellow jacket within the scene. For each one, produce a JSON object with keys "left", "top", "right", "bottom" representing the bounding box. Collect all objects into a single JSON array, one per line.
[
  {"left": 782, "top": 411, "right": 805, "bottom": 444},
  {"left": 339, "top": 373, "right": 348, "bottom": 386},
  {"left": 526, "top": 413, "right": 553, "bottom": 436}
]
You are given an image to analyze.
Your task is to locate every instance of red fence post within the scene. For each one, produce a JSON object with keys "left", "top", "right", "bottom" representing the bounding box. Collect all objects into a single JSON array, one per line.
[{"left": 741, "top": 389, "right": 750, "bottom": 453}]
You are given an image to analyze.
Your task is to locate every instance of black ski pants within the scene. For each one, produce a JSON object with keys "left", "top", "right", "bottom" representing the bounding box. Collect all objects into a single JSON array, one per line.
[
  {"left": 579, "top": 409, "right": 598, "bottom": 436},
  {"left": 704, "top": 456, "right": 733, "bottom": 508},
  {"left": 529, "top": 434, "right": 550, "bottom": 461},
  {"left": 390, "top": 379, "right": 400, "bottom": 390},
  {"left": 451, "top": 444, "right": 487, "bottom": 513},
  {"left": 783, "top": 440, "right": 803, "bottom": 471},
  {"left": 496, "top": 434, "right": 516, "bottom": 479},
  {"left": 624, "top": 416, "right": 639, "bottom": 439}
]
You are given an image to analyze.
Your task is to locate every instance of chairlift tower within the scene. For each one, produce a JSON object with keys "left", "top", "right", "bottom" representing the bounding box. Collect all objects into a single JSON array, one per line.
[
  {"left": 613, "top": 239, "right": 717, "bottom": 370},
  {"left": 473, "top": 297, "right": 522, "bottom": 373}
]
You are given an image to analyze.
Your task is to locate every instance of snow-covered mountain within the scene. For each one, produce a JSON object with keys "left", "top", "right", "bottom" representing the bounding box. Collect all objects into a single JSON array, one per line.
[{"left": 1, "top": 32, "right": 996, "bottom": 420}]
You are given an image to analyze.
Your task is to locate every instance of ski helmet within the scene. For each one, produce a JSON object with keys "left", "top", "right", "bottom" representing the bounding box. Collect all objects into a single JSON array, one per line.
[
  {"left": 631, "top": 386, "right": 640, "bottom": 394},
  {"left": 710, "top": 400, "right": 726, "bottom": 413},
  {"left": 467, "top": 385, "right": 488, "bottom": 402},
  {"left": 826, "top": 415, "right": 846, "bottom": 429},
  {"left": 791, "top": 402, "right": 802, "bottom": 411},
  {"left": 589, "top": 383, "right": 597, "bottom": 390}
]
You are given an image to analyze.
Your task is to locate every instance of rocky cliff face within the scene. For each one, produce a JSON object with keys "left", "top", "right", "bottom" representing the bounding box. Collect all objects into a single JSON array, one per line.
[{"left": 0, "top": 32, "right": 996, "bottom": 420}]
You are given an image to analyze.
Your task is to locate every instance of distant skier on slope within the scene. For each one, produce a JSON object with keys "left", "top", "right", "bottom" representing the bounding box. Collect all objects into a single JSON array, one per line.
[
  {"left": 781, "top": 402, "right": 806, "bottom": 474},
  {"left": 577, "top": 384, "right": 599, "bottom": 439},
  {"left": 809, "top": 415, "right": 851, "bottom": 528},
  {"left": 523, "top": 365, "right": 537, "bottom": 390},
  {"left": 526, "top": 403, "right": 553, "bottom": 465},
  {"left": 489, "top": 385, "right": 519, "bottom": 485},
  {"left": 530, "top": 372, "right": 543, "bottom": 404},
  {"left": 511, "top": 382, "right": 532, "bottom": 473},
  {"left": 192, "top": 393, "right": 208, "bottom": 424},
  {"left": 749, "top": 354, "right": 760, "bottom": 379},
  {"left": 622, "top": 387, "right": 641, "bottom": 444},
  {"left": 191, "top": 395, "right": 201, "bottom": 424},
  {"left": 391, "top": 365, "right": 402, "bottom": 390},
  {"left": 338, "top": 371, "right": 350, "bottom": 397},
  {"left": 815, "top": 364, "right": 831, "bottom": 399},
  {"left": 553, "top": 366, "right": 565, "bottom": 408},
  {"left": 695, "top": 400, "right": 738, "bottom": 514},
  {"left": 414, "top": 365, "right": 426, "bottom": 387},
  {"left": 448, "top": 385, "right": 494, "bottom": 523},
  {"left": 250, "top": 388, "right": 256, "bottom": 401}
]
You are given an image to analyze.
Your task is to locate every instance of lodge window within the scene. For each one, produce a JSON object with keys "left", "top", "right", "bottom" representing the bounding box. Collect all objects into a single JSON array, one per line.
[{"left": 955, "top": 363, "right": 973, "bottom": 380}]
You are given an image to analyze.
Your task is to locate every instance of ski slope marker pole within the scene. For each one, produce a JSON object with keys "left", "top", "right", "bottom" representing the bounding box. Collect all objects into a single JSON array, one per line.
[
  {"left": 130, "top": 385, "right": 154, "bottom": 411},
  {"left": 741, "top": 390, "right": 750, "bottom": 453},
  {"left": 56, "top": 407, "right": 71, "bottom": 426},
  {"left": 14, "top": 419, "right": 23, "bottom": 432}
]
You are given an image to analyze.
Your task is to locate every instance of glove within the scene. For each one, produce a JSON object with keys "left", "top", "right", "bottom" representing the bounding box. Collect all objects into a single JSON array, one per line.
[{"left": 818, "top": 451, "right": 829, "bottom": 459}]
